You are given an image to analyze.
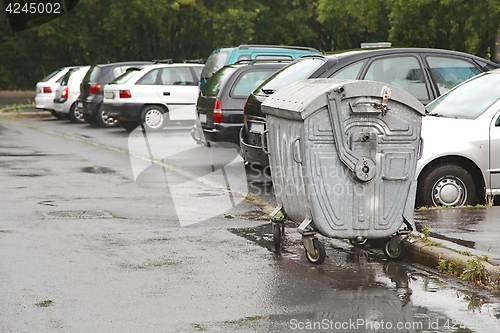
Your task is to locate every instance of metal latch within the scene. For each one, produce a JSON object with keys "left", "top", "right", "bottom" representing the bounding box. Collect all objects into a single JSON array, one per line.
[{"left": 375, "top": 86, "right": 391, "bottom": 116}]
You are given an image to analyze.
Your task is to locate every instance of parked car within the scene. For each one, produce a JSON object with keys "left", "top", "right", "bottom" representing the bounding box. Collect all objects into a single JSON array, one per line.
[
  {"left": 77, "top": 61, "right": 154, "bottom": 127},
  {"left": 199, "top": 45, "right": 322, "bottom": 89},
  {"left": 102, "top": 62, "right": 203, "bottom": 131},
  {"left": 192, "top": 60, "right": 290, "bottom": 147},
  {"left": 53, "top": 66, "right": 90, "bottom": 123},
  {"left": 35, "top": 66, "right": 75, "bottom": 118},
  {"left": 416, "top": 69, "right": 500, "bottom": 207},
  {"left": 240, "top": 47, "right": 500, "bottom": 168}
]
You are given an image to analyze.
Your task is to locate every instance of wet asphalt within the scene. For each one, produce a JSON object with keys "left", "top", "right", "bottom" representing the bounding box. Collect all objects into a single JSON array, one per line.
[{"left": 0, "top": 113, "right": 500, "bottom": 332}]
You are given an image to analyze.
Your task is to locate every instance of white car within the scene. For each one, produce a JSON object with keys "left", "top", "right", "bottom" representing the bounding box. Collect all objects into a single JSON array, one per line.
[
  {"left": 102, "top": 63, "right": 203, "bottom": 131},
  {"left": 53, "top": 66, "right": 90, "bottom": 123},
  {"left": 35, "top": 67, "right": 75, "bottom": 116},
  {"left": 416, "top": 69, "right": 500, "bottom": 207}
]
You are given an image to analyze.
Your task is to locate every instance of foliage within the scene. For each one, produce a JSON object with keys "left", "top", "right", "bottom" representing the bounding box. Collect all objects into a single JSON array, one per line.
[{"left": 0, "top": 0, "right": 499, "bottom": 90}]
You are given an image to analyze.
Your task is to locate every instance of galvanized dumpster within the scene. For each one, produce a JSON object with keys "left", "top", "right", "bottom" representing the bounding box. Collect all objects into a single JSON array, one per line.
[{"left": 262, "top": 78, "right": 425, "bottom": 263}]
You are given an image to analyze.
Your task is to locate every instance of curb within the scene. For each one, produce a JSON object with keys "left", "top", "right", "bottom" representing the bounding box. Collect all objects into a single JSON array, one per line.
[
  {"left": 0, "top": 110, "right": 53, "bottom": 118},
  {"left": 406, "top": 239, "right": 500, "bottom": 291}
]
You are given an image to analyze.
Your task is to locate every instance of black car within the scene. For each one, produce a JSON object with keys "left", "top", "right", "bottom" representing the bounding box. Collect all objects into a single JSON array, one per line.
[
  {"left": 76, "top": 61, "right": 153, "bottom": 127},
  {"left": 240, "top": 47, "right": 500, "bottom": 167},
  {"left": 191, "top": 60, "right": 289, "bottom": 147}
]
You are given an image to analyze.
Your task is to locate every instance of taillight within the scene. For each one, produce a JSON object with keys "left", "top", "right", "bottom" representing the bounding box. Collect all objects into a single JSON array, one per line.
[
  {"left": 43, "top": 87, "right": 52, "bottom": 94},
  {"left": 119, "top": 90, "right": 132, "bottom": 98},
  {"left": 61, "top": 86, "right": 68, "bottom": 99},
  {"left": 213, "top": 98, "right": 223, "bottom": 123},
  {"left": 243, "top": 99, "right": 247, "bottom": 124},
  {"left": 89, "top": 84, "right": 102, "bottom": 94}
]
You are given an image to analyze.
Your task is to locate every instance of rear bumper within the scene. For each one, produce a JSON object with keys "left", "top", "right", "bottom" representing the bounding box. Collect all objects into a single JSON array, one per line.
[
  {"left": 239, "top": 128, "right": 269, "bottom": 166},
  {"left": 103, "top": 103, "right": 143, "bottom": 121}
]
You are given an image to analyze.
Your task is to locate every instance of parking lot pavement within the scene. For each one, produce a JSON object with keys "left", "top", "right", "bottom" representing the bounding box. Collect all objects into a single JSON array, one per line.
[{"left": 3, "top": 110, "right": 500, "bottom": 292}]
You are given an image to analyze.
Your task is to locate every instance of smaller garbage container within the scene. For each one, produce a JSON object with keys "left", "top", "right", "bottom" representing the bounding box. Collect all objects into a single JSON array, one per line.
[{"left": 262, "top": 78, "right": 425, "bottom": 263}]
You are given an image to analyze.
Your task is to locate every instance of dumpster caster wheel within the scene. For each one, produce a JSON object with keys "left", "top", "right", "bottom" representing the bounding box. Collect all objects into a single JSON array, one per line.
[
  {"left": 383, "top": 238, "right": 405, "bottom": 260},
  {"left": 273, "top": 223, "right": 285, "bottom": 250},
  {"left": 349, "top": 237, "right": 368, "bottom": 247},
  {"left": 305, "top": 239, "right": 326, "bottom": 264}
]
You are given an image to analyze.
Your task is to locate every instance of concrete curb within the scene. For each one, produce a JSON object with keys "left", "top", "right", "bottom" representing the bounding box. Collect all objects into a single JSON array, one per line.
[
  {"left": 406, "top": 239, "right": 500, "bottom": 291},
  {"left": 0, "top": 110, "right": 53, "bottom": 118}
]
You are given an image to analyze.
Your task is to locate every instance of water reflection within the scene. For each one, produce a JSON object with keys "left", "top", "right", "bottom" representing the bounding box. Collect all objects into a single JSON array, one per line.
[{"left": 231, "top": 225, "right": 500, "bottom": 332}]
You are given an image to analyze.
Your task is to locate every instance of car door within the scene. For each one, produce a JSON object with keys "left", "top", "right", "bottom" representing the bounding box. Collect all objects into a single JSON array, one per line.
[
  {"left": 361, "top": 55, "right": 432, "bottom": 105},
  {"left": 158, "top": 67, "right": 199, "bottom": 120},
  {"left": 133, "top": 68, "right": 162, "bottom": 102},
  {"left": 490, "top": 110, "right": 500, "bottom": 194}
]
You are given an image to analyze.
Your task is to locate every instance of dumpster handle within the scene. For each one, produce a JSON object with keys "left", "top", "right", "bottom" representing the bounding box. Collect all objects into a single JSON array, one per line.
[
  {"left": 292, "top": 138, "right": 302, "bottom": 164},
  {"left": 261, "top": 129, "right": 270, "bottom": 155},
  {"left": 417, "top": 137, "right": 424, "bottom": 160}
]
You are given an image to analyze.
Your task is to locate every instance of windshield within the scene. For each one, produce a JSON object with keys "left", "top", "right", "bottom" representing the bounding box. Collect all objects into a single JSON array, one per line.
[
  {"left": 258, "top": 57, "right": 326, "bottom": 92},
  {"left": 109, "top": 69, "right": 141, "bottom": 84},
  {"left": 426, "top": 72, "right": 500, "bottom": 119},
  {"left": 201, "top": 51, "right": 229, "bottom": 79},
  {"left": 201, "top": 66, "right": 236, "bottom": 97}
]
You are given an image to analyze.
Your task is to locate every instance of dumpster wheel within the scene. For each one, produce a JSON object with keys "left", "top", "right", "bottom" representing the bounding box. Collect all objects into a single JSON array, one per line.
[
  {"left": 383, "top": 237, "right": 406, "bottom": 260},
  {"left": 305, "top": 239, "right": 326, "bottom": 264},
  {"left": 272, "top": 222, "right": 285, "bottom": 251}
]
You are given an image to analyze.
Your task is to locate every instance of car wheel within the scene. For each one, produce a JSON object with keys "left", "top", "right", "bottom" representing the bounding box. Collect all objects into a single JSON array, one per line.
[
  {"left": 417, "top": 164, "right": 477, "bottom": 207},
  {"left": 69, "top": 103, "right": 85, "bottom": 123},
  {"left": 118, "top": 120, "right": 140, "bottom": 132},
  {"left": 97, "top": 106, "right": 118, "bottom": 128},
  {"left": 141, "top": 105, "right": 167, "bottom": 131}
]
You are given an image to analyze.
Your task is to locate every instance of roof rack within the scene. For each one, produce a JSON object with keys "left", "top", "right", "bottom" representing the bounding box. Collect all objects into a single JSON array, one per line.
[
  {"left": 237, "top": 44, "right": 320, "bottom": 53},
  {"left": 153, "top": 59, "right": 173, "bottom": 64},
  {"left": 183, "top": 59, "right": 204, "bottom": 64},
  {"left": 234, "top": 58, "right": 294, "bottom": 65},
  {"left": 360, "top": 42, "right": 392, "bottom": 49}
]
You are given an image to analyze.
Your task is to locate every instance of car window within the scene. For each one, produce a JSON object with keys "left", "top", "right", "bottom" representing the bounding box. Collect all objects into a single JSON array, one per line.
[
  {"left": 85, "top": 66, "right": 101, "bottom": 82},
  {"left": 426, "top": 72, "right": 500, "bottom": 119},
  {"left": 201, "top": 51, "right": 229, "bottom": 79},
  {"left": 255, "top": 55, "right": 293, "bottom": 61},
  {"left": 109, "top": 69, "right": 141, "bottom": 84},
  {"left": 161, "top": 67, "right": 196, "bottom": 85},
  {"left": 192, "top": 67, "right": 202, "bottom": 80},
  {"left": 364, "top": 56, "right": 429, "bottom": 101},
  {"left": 60, "top": 69, "right": 76, "bottom": 86},
  {"left": 426, "top": 56, "right": 481, "bottom": 95},
  {"left": 260, "top": 57, "right": 325, "bottom": 92},
  {"left": 202, "top": 66, "right": 237, "bottom": 97},
  {"left": 137, "top": 69, "right": 160, "bottom": 85},
  {"left": 111, "top": 66, "right": 135, "bottom": 80},
  {"left": 330, "top": 60, "right": 365, "bottom": 79},
  {"left": 232, "top": 70, "right": 278, "bottom": 97}
]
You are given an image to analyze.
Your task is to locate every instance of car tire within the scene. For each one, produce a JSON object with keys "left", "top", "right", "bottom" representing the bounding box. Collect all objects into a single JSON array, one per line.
[
  {"left": 119, "top": 120, "right": 140, "bottom": 132},
  {"left": 417, "top": 163, "right": 477, "bottom": 207},
  {"left": 69, "top": 103, "right": 85, "bottom": 123},
  {"left": 141, "top": 105, "right": 167, "bottom": 131},
  {"left": 97, "top": 106, "right": 118, "bottom": 128}
]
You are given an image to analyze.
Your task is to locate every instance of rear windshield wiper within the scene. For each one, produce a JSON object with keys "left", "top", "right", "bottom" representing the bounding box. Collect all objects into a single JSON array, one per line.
[{"left": 261, "top": 88, "right": 276, "bottom": 95}]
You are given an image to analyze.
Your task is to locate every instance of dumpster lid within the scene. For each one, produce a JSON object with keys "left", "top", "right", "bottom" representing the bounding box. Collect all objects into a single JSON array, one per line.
[{"left": 262, "top": 78, "right": 425, "bottom": 120}]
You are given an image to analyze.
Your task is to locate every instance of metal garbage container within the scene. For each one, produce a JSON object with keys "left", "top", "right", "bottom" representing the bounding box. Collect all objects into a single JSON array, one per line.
[{"left": 262, "top": 78, "right": 425, "bottom": 263}]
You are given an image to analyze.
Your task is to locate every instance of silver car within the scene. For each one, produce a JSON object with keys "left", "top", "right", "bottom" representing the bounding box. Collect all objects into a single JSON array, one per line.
[
  {"left": 416, "top": 69, "right": 500, "bottom": 207},
  {"left": 35, "top": 67, "right": 75, "bottom": 116},
  {"left": 53, "top": 66, "right": 90, "bottom": 123}
]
